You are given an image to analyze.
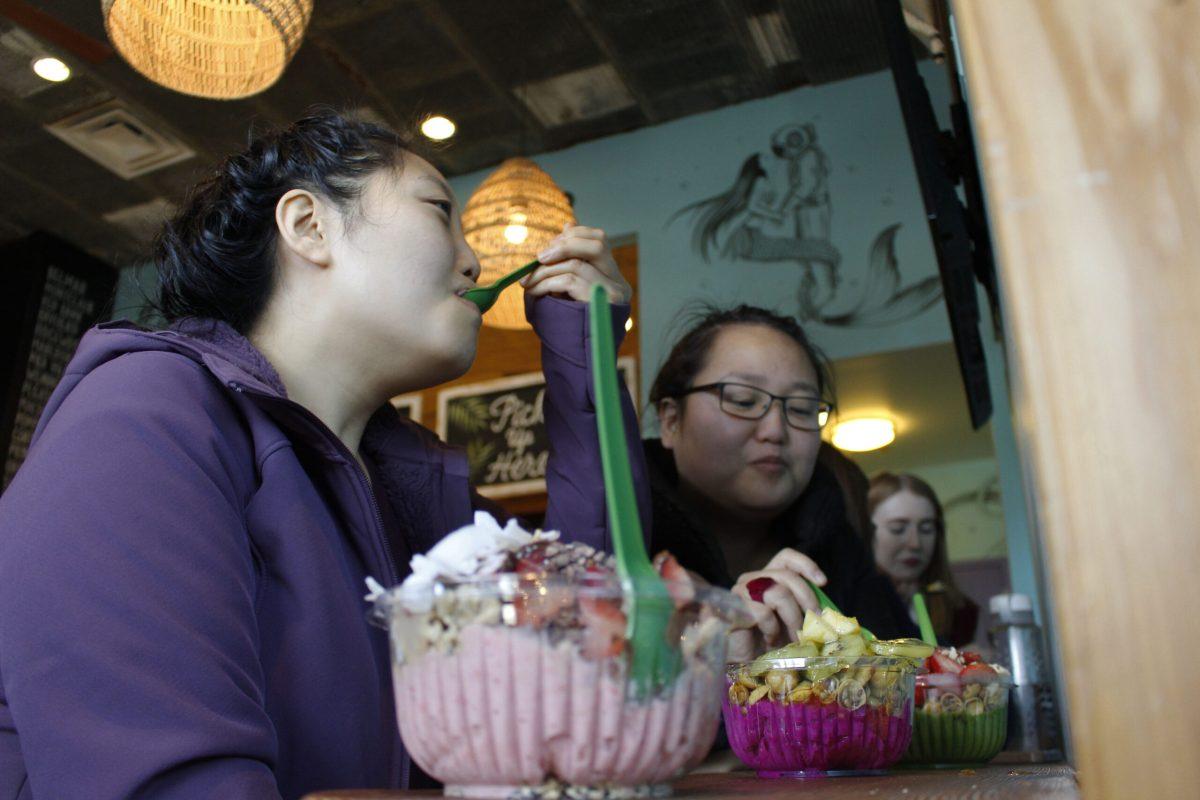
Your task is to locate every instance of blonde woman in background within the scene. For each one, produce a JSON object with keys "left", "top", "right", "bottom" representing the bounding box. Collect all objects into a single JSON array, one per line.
[{"left": 868, "top": 472, "right": 979, "bottom": 646}]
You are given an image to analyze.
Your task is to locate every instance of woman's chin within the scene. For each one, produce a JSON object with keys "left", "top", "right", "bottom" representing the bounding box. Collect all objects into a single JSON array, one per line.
[
  {"left": 732, "top": 478, "right": 802, "bottom": 517},
  {"left": 434, "top": 350, "right": 476, "bottom": 384},
  {"left": 732, "top": 491, "right": 798, "bottom": 521}
]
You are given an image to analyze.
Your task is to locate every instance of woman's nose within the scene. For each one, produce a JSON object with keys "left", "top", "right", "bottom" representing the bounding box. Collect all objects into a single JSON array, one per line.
[
  {"left": 754, "top": 398, "right": 789, "bottom": 442},
  {"left": 459, "top": 243, "right": 481, "bottom": 282}
]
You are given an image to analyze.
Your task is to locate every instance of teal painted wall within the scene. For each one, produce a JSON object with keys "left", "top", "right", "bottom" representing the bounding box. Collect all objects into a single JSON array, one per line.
[{"left": 450, "top": 64, "right": 958, "bottom": 380}]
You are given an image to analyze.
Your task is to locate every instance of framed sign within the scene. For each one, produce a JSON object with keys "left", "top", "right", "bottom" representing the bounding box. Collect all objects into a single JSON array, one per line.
[
  {"left": 389, "top": 392, "right": 423, "bottom": 421},
  {"left": 437, "top": 357, "right": 637, "bottom": 498}
]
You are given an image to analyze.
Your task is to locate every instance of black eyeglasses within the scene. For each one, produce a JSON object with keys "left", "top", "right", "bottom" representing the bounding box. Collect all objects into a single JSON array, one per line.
[{"left": 679, "top": 382, "right": 834, "bottom": 431}]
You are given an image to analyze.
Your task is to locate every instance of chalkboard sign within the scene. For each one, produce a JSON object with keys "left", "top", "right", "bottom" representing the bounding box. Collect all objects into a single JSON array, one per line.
[
  {"left": 437, "top": 357, "right": 637, "bottom": 498},
  {"left": 1, "top": 233, "right": 117, "bottom": 490}
]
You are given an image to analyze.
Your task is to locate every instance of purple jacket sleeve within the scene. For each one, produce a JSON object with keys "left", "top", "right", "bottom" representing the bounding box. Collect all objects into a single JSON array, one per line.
[
  {"left": 526, "top": 295, "right": 652, "bottom": 552},
  {"left": 0, "top": 352, "right": 282, "bottom": 799}
]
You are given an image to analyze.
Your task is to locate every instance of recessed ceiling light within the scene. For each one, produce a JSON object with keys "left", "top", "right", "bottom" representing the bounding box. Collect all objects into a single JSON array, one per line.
[
  {"left": 421, "top": 115, "right": 455, "bottom": 141},
  {"left": 32, "top": 57, "right": 70, "bottom": 83},
  {"left": 831, "top": 417, "right": 896, "bottom": 452}
]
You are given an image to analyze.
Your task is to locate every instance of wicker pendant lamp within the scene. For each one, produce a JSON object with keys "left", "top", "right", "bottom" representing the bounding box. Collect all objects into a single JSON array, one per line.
[
  {"left": 461, "top": 158, "right": 576, "bottom": 330},
  {"left": 102, "top": 0, "right": 313, "bottom": 100}
]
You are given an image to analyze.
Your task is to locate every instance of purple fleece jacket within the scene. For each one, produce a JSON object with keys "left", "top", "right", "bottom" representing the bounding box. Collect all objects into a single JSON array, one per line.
[{"left": 0, "top": 296, "right": 648, "bottom": 800}]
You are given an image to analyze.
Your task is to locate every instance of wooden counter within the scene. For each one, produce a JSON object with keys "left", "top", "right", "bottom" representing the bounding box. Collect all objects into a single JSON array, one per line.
[{"left": 303, "top": 764, "right": 1077, "bottom": 800}]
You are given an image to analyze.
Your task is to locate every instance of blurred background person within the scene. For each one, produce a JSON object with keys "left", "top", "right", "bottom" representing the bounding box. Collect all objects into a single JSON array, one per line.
[{"left": 868, "top": 472, "right": 979, "bottom": 646}]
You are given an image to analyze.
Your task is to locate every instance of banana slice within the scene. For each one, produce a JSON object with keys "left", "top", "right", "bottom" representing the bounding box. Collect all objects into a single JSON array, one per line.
[
  {"left": 799, "top": 609, "right": 839, "bottom": 645},
  {"left": 820, "top": 634, "right": 867, "bottom": 658},
  {"left": 821, "top": 608, "right": 861, "bottom": 635}
]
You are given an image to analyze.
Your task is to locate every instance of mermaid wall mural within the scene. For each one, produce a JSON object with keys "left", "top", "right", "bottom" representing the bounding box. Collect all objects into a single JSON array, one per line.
[{"left": 671, "top": 122, "right": 943, "bottom": 327}]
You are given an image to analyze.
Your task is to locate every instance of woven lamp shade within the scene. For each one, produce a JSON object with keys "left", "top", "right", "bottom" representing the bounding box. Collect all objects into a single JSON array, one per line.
[
  {"left": 102, "top": 0, "right": 313, "bottom": 100},
  {"left": 461, "top": 158, "right": 575, "bottom": 330}
]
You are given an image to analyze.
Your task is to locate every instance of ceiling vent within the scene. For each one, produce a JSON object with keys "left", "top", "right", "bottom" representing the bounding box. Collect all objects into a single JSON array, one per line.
[
  {"left": 515, "top": 64, "right": 635, "bottom": 127},
  {"left": 45, "top": 101, "right": 195, "bottom": 179},
  {"left": 748, "top": 12, "right": 800, "bottom": 68}
]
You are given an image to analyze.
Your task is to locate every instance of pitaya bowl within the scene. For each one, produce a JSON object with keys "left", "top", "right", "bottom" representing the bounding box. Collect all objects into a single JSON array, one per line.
[{"left": 723, "top": 654, "right": 917, "bottom": 777}]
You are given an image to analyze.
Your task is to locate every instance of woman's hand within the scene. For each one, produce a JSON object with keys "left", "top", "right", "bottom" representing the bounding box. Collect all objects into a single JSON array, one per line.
[
  {"left": 523, "top": 223, "right": 631, "bottom": 304},
  {"left": 729, "top": 548, "right": 828, "bottom": 651}
]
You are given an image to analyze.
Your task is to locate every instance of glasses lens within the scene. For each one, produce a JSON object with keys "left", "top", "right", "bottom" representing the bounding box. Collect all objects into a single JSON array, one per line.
[
  {"left": 785, "top": 398, "right": 828, "bottom": 430},
  {"left": 719, "top": 384, "right": 770, "bottom": 419}
]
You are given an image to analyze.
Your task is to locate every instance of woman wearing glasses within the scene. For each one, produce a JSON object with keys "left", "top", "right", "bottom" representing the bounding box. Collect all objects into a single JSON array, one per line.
[{"left": 646, "top": 305, "right": 915, "bottom": 658}]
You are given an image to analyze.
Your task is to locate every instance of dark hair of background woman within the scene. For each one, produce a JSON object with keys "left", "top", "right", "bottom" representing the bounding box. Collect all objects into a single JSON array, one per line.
[{"left": 648, "top": 303, "right": 835, "bottom": 412}]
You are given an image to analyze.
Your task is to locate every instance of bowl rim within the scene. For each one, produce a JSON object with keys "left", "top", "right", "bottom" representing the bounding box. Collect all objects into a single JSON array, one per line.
[
  {"left": 915, "top": 671, "right": 1014, "bottom": 687},
  {"left": 373, "top": 571, "right": 752, "bottom": 625},
  {"left": 726, "top": 655, "right": 920, "bottom": 673}
]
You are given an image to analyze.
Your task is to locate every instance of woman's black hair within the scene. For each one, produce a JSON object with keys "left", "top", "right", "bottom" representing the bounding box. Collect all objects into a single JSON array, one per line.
[
  {"left": 153, "top": 107, "right": 412, "bottom": 333},
  {"left": 648, "top": 304, "right": 835, "bottom": 412}
]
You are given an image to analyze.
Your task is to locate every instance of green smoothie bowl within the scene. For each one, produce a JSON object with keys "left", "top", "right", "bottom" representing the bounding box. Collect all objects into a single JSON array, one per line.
[{"left": 904, "top": 647, "right": 1011, "bottom": 766}]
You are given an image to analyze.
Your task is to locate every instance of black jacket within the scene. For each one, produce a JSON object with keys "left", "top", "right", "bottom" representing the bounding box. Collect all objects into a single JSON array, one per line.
[{"left": 645, "top": 439, "right": 917, "bottom": 640}]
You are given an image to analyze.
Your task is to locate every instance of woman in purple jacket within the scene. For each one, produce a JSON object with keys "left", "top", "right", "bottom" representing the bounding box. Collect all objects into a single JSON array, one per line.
[{"left": 0, "top": 110, "right": 647, "bottom": 800}]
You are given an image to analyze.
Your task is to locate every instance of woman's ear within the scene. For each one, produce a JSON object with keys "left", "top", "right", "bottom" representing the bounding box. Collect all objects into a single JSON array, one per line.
[
  {"left": 658, "top": 398, "right": 681, "bottom": 449},
  {"left": 275, "top": 189, "right": 332, "bottom": 267}
]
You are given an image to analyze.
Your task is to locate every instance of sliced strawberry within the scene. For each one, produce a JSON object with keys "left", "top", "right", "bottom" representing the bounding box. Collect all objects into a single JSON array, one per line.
[
  {"left": 961, "top": 651, "right": 983, "bottom": 665},
  {"left": 930, "top": 650, "right": 964, "bottom": 675},
  {"left": 653, "top": 552, "right": 696, "bottom": 608},
  {"left": 961, "top": 663, "right": 998, "bottom": 683},
  {"left": 579, "top": 595, "right": 626, "bottom": 659},
  {"left": 746, "top": 577, "right": 776, "bottom": 603}
]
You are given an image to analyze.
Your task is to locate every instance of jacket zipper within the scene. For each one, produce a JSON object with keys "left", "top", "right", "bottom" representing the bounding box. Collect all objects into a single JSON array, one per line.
[{"left": 230, "top": 382, "right": 400, "bottom": 586}]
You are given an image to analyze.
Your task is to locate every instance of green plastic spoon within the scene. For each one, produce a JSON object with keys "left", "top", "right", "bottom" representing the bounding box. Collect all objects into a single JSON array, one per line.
[
  {"left": 461, "top": 258, "right": 540, "bottom": 313},
  {"left": 588, "top": 283, "right": 678, "bottom": 698}
]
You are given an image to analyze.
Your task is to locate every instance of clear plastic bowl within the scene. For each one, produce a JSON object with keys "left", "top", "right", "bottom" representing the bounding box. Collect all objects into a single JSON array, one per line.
[
  {"left": 904, "top": 669, "right": 1012, "bottom": 765},
  {"left": 373, "top": 573, "right": 745, "bottom": 798},
  {"left": 722, "top": 655, "right": 917, "bottom": 777}
]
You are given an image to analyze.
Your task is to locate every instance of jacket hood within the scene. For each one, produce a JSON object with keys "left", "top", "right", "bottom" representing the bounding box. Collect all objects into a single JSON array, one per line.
[{"left": 36, "top": 318, "right": 463, "bottom": 478}]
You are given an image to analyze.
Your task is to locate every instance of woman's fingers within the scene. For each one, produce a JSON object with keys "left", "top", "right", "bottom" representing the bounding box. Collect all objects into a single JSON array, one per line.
[
  {"left": 737, "top": 568, "right": 820, "bottom": 616},
  {"left": 765, "top": 547, "right": 827, "bottom": 586},
  {"left": 762, "top": 568, "right": 820, "bottom": 617},
  {"left": 526, "top": 224, "right": 631, "bottom": 303},
  {"left": 735, "top": 566, "right": 823, "bottom": 646},
  {"left": 732, "top": 582, "right": 782, "bottom": 643},
  {"left": 760, "top": 583, "right": 804, "bottom": 643},
  {"left": 522, "top": 268, "right": 625, "bottom": 303}
]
